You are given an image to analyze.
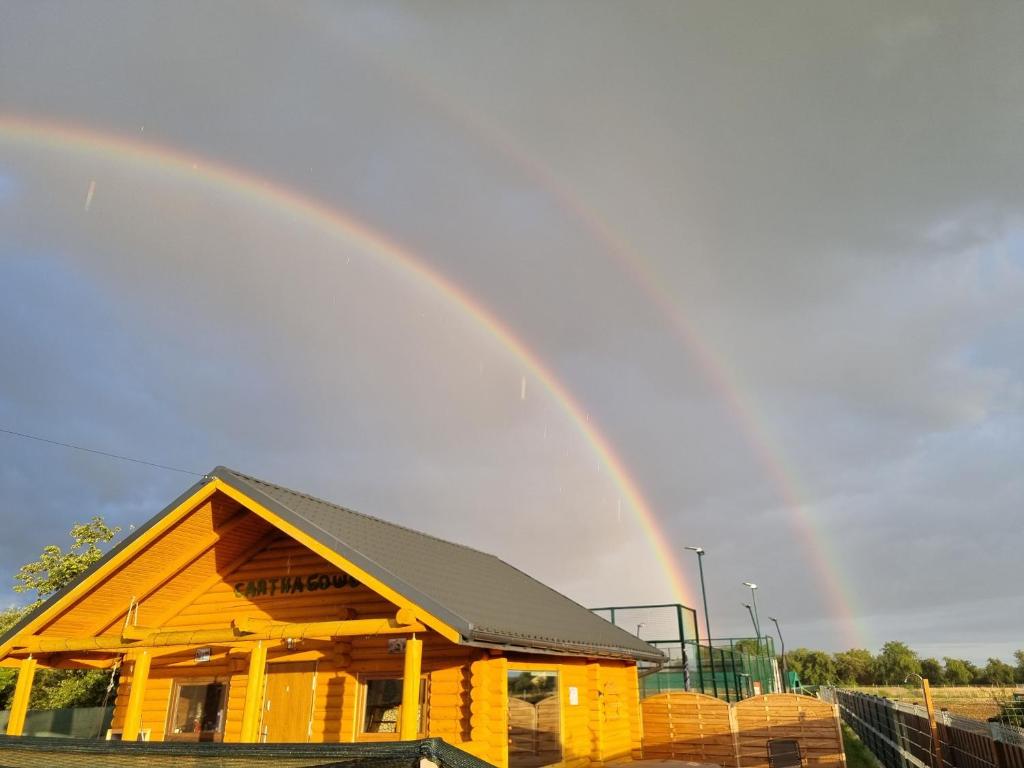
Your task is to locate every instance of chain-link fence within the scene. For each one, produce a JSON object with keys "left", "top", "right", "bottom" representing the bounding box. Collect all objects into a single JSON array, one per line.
[
  {"left": 823, "top": 687, "right": 1024, "bottom": 768},
  {"left": 591, "top": 603, "right": 779, "bottom": 701}
]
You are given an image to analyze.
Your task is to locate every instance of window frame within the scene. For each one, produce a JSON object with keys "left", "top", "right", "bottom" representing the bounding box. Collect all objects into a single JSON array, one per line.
[
  {"left": 164, "top": 677, "right": 230, "bottom": 742},
  {"left": 356, "top": 673, "right": 429, "bottom": 741}
]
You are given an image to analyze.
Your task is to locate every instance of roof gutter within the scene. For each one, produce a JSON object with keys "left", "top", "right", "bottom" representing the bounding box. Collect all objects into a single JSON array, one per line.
[{"left": 467, "top": 630, "right": 666, "bottom": 664}]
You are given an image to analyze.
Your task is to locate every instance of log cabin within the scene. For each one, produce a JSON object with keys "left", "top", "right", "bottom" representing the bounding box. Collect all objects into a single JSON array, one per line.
[{"left": 0, "top": 467, "right": 664, "bottom": 768}]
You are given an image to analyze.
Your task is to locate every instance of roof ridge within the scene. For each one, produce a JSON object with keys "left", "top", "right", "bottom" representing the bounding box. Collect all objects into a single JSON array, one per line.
[{"left": 215, "top": 466, "right": 501, "bottom": 559}]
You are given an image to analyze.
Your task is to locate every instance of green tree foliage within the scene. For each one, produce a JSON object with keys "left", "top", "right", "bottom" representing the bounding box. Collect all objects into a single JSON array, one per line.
[
  {"left": 942, "top": 658, "right": 973, "bottom": 685},
  {"left": 787, "top": 648, "right": 837, "bottom": 685},
  {"left": 873, "top": 641, "right": 921, "bottom": 684},
  {"left": 834, "top": 649, "right": 876, "bottom": 685},
  {"left": 733, "top": 638, "right": 762, "bottom": 656},
  {"left": 981, "top": 658, "right": 1016, "bottom": 686},
  {"left": 13, "top": 516, "right": 120, "bottom": 606},
  {"left": 1014, "top": 650, "right": 1024, "bottom": 684},
  {"left": 1, "top": 516, "right": 121, "bottom": 711},
  {"left": 920, "top": 658, "right": 944, "bottom": 685}
]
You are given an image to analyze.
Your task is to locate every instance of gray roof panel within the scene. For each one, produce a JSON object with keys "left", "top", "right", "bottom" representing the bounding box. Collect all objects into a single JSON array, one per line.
[{"left": 212, "top": 467, "right": 664, "bottom": 662}]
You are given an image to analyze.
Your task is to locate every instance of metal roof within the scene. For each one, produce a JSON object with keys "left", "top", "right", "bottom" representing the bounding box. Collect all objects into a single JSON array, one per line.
[
  {"left": 212, "top": 467, "right": 664, "bottom": 662},
  {"left": 0, "top": 468, "right": 665, "bottom": 663}
]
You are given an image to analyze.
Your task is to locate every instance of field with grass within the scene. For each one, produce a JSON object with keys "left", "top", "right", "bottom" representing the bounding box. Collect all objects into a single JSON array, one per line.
[
  {"left": 842, "top": 723, "right": 881, "bottom": 768},
  {"left": 852, "top": 686, "right": 1023, "bottom": 722}
]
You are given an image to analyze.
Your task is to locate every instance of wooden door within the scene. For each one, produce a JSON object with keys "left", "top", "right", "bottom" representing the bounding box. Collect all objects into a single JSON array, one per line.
[{"left": 261, "top": 661, "right": 317, "bottom": 743}]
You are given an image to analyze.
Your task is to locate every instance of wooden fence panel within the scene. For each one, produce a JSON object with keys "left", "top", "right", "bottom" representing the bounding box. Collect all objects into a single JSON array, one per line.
[
  {"left": 642, "top": 692, "right": 735, "bottom": 765},
  {"left": 735, "top": 694, "right": 846, "bottom": 768},
  {"left": 640, "top": 692, "right": 845, "bottom": 768}
]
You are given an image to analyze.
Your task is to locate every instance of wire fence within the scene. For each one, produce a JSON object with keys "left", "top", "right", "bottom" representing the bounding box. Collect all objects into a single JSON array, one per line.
[
  {"left": 822, "top": 687, "right": 1024, "bottom": 768},
  {"left": 591, "top": 603, "right": 780, "bottom": 701}
]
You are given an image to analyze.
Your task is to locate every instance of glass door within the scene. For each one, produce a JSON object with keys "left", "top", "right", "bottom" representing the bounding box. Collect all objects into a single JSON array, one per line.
[{"left": 508, "top": 670, "right": 561, "bottom": 768}]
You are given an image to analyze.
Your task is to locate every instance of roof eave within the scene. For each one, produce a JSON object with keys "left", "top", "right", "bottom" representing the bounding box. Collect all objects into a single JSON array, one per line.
[{"left": 467, "top": 629, "right": 667, "bottom": 663}]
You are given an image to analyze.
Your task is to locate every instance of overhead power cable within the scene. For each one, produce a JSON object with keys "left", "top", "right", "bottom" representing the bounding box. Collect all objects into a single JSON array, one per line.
[{"left": 0, "top": 426, "right": 203, "bottom": 476}]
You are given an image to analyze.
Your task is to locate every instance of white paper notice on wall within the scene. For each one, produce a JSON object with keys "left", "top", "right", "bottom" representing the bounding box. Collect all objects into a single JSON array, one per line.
[{"left": 568, "top": 686, "right": 579, "bottom": 706}]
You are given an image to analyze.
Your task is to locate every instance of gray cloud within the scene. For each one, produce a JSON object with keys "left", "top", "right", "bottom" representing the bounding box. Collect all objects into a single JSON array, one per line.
[{"left": 1, "top": 1, "right": 1022, "bottom": 660}]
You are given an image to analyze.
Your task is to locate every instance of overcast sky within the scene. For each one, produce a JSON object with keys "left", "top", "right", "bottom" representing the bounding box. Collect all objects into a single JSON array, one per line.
[{"left": 2, "top": 1, "right": 1023, "bottom": 662}]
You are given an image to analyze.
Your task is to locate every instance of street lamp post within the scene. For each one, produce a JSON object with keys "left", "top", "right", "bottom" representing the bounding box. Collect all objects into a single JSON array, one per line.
[
  {"left": 685, "top": 546, "right": 717, "bottom": 697},
  {"left": 769, "top": 616, "right": 787, "bottom": 692},
  {"left": 743, "top": 603, "right": 758, "bottom": 640},
  {"left": 743, "top": 582, "right": 762, "bottom": 647},
  {"left": 636, "top": 623, "right": 645, "bottom": 638}
]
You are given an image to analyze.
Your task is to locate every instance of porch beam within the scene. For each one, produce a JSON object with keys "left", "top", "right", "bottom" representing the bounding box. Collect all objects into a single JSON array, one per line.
[
  {"left": 5, "top": 656, "right": 37, "bottom": 736},
  {"left": 122, "top": 650, "right": 151, "bottom": 741},
  {"left": 400, "top": 636, "right": 423, "bottom": 740},
  {"left": 12, "top": 617, "right": 426, "bottom": 653},
  {"left": 239, "top": 641, "right": 268, "bottom": 743}
]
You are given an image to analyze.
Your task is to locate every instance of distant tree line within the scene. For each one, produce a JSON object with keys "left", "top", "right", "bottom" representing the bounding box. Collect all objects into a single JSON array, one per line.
[{"left": 784, "top": 641, "right": 1024, "bottom": 687}]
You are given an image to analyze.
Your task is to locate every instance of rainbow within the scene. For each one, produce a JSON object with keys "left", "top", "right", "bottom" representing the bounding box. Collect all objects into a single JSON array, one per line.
[
  {"left": 0, "top": 114, "right": 697, "bottom": 610},
  {"left": 326, "top": 58, "right": 865, "bottom": 647}
]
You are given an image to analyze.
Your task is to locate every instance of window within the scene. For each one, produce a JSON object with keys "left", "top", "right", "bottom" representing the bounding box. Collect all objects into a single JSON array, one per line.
[
  {"left": 360, "top": 676, "right": 427, "bottom": 737},
  {"left": 166, "top": 679, "right": 228, "bottom": 742}
]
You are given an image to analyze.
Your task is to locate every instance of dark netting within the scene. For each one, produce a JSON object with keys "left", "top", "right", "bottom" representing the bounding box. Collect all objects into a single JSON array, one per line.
[{"left": 0, "top": 736, "right": 494, "bottom": 768}]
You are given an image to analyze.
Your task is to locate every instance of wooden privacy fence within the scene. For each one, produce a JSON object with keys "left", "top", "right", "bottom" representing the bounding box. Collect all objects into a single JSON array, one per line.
[
  {"left": 642, "top": 692, "right": 846, "bottom": 768},
  {"left": 825, "top": 688, "right": 1024, "bottom": 768}
]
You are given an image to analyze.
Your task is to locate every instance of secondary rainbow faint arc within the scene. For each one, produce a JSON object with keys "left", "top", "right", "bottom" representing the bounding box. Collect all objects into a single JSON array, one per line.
[
  {"left": 342, "top": 51, "right": 863, "bottom": 646},
  {"left": 0, "top": 114, "right": 696, "bottom": 610}
]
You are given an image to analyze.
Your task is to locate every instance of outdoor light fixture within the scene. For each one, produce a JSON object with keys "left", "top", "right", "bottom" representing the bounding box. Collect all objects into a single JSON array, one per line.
[
  {"left": 685, "top": 545, "right": 717, "bottom": 696},
  {"left": 636, "top": 623, "right": 645, "bottom": 638},
  {"left": 742, "top": 582, "right": 762, "bottom": 643},
  {"left": 769, "top": 617, "right": 787, "bottom": 692},
  {"left": 743, "top": 603, "right": 758, "bottom": 639}
]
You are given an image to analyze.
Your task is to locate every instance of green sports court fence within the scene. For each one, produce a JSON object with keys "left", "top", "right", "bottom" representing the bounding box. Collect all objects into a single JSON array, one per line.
[{"left": 591, "top": 603, "right": 780, "bottom": 702}]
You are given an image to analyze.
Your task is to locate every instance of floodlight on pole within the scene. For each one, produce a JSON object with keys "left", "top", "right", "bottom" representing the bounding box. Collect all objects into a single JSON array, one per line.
[
  {"left": 685, "top": 545, "right": 717, "bottom": 697},
  {"left": 742, "top": 582, "right": 762, "bottom": 642},
  {"left": 769, "top": 617, "right": 787, "bottom": 692},
  {"left": 743, "top": 603, "right": 758, "bottom": 639}
]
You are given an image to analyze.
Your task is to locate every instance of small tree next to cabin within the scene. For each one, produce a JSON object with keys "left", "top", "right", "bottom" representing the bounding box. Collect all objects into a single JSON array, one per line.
[
  {"left": 13, "top": 516, "right": 121, "bottom": 607},
  {"left": 1, "top": 516, "right": 121, "bottom": 710}
]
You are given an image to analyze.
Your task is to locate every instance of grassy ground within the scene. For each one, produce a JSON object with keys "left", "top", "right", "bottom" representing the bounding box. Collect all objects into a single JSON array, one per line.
[
  {"left": 852, "top": 685, "right": 1022, "bottom": 722},
  {"left": 842, "top": 723, "right": 882, "bottom": 768}
]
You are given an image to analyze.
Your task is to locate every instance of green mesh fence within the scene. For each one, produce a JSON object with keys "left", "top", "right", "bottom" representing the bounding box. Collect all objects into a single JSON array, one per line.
[
  {"left": 591, "top": 603, "right": 780, "bottom": 702},
  {"left": 0, "top": 736, "right": 493, "bottom": 768}
]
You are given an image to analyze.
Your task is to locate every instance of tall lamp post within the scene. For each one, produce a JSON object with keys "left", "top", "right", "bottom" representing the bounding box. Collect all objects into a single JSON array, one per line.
[
  {"left": 769, "top": 616, "right": 787, "bottom": 692},
  {"left": 685, "top": 546, "right": 716, "bottom": 696},
  {"left": 742, "top": 582, "right": 762, "bottom": 647},
  {"left": 743, "top": 603, "right": 758, "bottom": 640}
]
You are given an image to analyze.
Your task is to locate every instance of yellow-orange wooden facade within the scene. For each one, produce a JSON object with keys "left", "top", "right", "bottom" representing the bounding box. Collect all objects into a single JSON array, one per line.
[{"left": 0, "top": 483, "right": 644, "bottom": 768}]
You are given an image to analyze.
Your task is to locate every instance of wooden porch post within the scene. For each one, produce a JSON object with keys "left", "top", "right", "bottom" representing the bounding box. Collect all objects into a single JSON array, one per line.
[
  {"left": 122, "top": 650, "right": 152, "bottom": 741},
  {"left": 239, "top": 640, "right": 268, "bottom": 743},
  {"left": 5, "top": 656, "right": 37, "bottom": 736},
  {"left": 400, "top": 636, "right": 423, "bottom": 740}
]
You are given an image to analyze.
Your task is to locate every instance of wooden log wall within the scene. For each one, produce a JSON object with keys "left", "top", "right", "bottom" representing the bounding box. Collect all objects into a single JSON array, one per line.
[
  {"left": 59, "top": 494, "right": 646, "bottom": 765},
  {"left": 641, "top": 692, "right": 846, "bottom": 768}
]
